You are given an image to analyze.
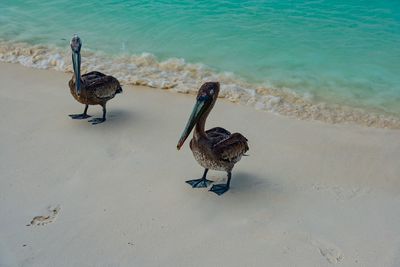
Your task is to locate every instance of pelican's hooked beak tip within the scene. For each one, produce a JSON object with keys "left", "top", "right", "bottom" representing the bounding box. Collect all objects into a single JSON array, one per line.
[{"left": 177, "top": 139, "right": 185, "bottom": 150}]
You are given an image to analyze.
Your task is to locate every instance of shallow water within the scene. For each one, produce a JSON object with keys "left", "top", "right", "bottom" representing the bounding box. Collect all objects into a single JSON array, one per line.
[{"left": 1, "top": 0, "right": 400, "bottom": 122}]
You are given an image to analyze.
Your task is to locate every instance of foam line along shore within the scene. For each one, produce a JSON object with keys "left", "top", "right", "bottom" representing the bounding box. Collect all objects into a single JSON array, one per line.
[{"left": 1, "top": 41, "right": 400, "bottom": 129}]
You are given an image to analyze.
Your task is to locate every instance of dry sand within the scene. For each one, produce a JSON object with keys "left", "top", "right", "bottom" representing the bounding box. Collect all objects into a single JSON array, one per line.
[{"left": 0, "top": 62, "right": 399, "bottom": 266}]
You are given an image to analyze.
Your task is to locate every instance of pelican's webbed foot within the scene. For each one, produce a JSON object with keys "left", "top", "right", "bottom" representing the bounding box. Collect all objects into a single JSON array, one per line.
[
  {"left": 209, "top": 184, "right": 230, "bottom": 195},
  {"left": 69, "top": 105, "right": 90, "bottom": 120},
  {"left": 186, "top": 168, "right": 212, "bottom": 188},
  {"left": 210, "top": 172, "right": 232, "bottom": 196},
  {"left": 69, "top": 113, "right": 91, "bottom": 119},
  {"left": 88, "top": 117, "right": 106, "bottom": 125},
  {"left": 186, "top": 178, "right": 213, "bottom": 188},
  {"left": 89, "top": 105, "right": 107, "bottom": 125}
]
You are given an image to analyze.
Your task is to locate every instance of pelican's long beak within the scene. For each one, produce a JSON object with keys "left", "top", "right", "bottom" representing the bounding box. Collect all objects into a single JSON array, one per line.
[
  {"left": 72, "top": 50, "right": 81, "bottom": 96},
  {"left": 177, "top": 99, "right": 206, "bottom": 150}
]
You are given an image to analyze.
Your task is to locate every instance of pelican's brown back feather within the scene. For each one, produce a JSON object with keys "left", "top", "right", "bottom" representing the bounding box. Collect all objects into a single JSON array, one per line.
[
  {"left": 82, "top": 71, "right": 106, "bottom": 81},
  {"left": 84, "top": 75, "right": 121, "bottom": 99},
  {"left": 206, "top": 127, "right": 231, "bottom": 140},
  {"left": 213, "top": 132, "right": 249, "bottom": 162}
]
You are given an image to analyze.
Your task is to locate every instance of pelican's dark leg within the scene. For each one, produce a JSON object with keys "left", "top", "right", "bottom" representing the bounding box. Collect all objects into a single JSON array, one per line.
[
  {"left": 210, "top": 172, "right": 231, "bottom": 195},
  {"left": 186, "top": 168, "right": 213, "bottom": 188},
  {"left": 89, "top": 104, "right": 106, "bottom": 125},
  {"left": 69, "top": 105, "right": 91, "bottom": 119}
]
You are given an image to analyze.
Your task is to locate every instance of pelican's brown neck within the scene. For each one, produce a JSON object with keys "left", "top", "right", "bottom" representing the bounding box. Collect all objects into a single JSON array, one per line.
[{"left": 194, "top": 98, "right": 216, "bottom": 139}]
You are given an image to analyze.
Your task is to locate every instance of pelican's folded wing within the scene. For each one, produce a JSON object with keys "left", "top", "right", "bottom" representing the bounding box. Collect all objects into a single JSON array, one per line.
[
  {"left": 206, "top": 127, "right": 231, "bottom": 141},
  {"left": 213, "top": 133, "right": 249, "bottom": 162},
  {"left": 86, "top": 76, "right": 121, "bottom": 99},
  {"left": 82, "top": 71, "right": 106, "bottom": 82},
  {"left": 83, "top": 71, "right": 106, "bottom": 78}
]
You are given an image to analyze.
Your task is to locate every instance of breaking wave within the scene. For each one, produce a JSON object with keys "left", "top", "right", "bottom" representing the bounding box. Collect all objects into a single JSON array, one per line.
[{"left": 1, "top": 40, "right": 399, "bottom": 129}]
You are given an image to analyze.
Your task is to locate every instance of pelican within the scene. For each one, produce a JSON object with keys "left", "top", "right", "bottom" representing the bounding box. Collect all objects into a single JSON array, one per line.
[
  {"left": 177, "top": 82, "right": 249, "bottom": 195},
  {"left": 68, "top": 34, "right": 122, "bottom": 124}
]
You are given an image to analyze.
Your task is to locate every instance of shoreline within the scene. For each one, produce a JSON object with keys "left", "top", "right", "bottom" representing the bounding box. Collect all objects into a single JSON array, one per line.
[
  {"left": 1, "top": 62, "right": 400, "bottom": 266},
  {"left": 1, "top": 40, "right": 400, "bottom": 129}
]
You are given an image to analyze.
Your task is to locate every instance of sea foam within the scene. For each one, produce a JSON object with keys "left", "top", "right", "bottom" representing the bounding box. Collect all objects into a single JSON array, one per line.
[{"left": 1, "top": 40, "right": 399, "bottom": 129}]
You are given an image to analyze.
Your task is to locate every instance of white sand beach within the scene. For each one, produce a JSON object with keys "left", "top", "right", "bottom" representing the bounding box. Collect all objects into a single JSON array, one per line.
[{"left": 0, "top": 62, "right": 399, "bottom": 266}]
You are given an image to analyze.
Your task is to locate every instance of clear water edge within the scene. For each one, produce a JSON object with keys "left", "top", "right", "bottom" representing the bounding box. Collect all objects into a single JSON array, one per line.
[{"left": 1, "top": 0, "right": 399, "bottom": 128}]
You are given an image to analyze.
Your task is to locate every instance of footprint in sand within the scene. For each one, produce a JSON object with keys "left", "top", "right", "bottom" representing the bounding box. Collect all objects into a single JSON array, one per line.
[
  {"left": 27, "top": 205, "right": 60, "bottom": 226},
  {"left": 310, "top": 237, "right": 344, "bottom": 264},
  {"left": 296, "top": 232, "right": 344, "bottom": 264}
]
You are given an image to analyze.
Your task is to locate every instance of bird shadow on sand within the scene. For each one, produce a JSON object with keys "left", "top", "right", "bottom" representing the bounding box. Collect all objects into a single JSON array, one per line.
[
  {"left": 198, "top": 171, "right": 284, "bottom": 214},
  {"left": 230, "top": 171, "right": 274, "bottom": 195},
  {"left": 91, "top": 108, "right": 135, "bottom": 127}
]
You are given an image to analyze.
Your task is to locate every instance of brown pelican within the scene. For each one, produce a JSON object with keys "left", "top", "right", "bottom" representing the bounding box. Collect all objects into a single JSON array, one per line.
[
  {"left": 68, "top": 34, "right": 122, "bottom": 124},
  {"left": 177, "top": 82, "right": 249, "bottom": 195}
]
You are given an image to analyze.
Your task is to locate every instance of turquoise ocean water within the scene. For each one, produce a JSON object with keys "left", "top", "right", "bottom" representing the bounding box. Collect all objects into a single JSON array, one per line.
[{"left": 1, "top": 0, "right": 399, "bottom": 119}]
